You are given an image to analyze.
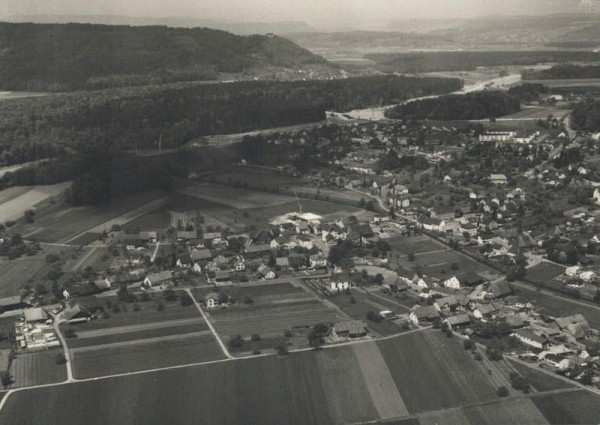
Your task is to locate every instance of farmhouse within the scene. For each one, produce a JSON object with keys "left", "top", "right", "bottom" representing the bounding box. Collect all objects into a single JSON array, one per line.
[
  {"left": 434, "top": 296, "right": 459, "bottom": 312},
  {"left": 443, "top": 276, "right": 461, "bottom": 289},
  {"left": 409, "top": 306, "right": 440, "bottom": 325},
  {"left": 63, "top": 304, "right": 92, "bottom": 324},
  {"left": 473, "top": 303, "right": 498, "bottom": 320},
  {"left": 513, "top": 329, "right": 548, "bottom": 350},
  {"left": 555, "top": 315, "right": 591, "bottom": 339},
  {"left": 143, "top": 271, "right": 173, "bottom": 288},
  {"left": 490, "top": 174, "right": 508, "bottom": 185},
  {"left": 245, "top": 244, "right": 273, "bottom": 256},
  {"left": 93, "top": 278, "right": 112, "bottom": 291},
  {"left": 334, "top": 320, "right": 368, "bottom": 338},
  {"left": 443, "top": 313, "right": 471, "bottom": 329},
  {"left": 207, "top": 270, "right": 232, "bottom": 284},
  {"left": 418, "top": 216, "right": 446, "bottom": 232},
  {"left": 190, "top": 248, "right": 213, "bottom": 262}
]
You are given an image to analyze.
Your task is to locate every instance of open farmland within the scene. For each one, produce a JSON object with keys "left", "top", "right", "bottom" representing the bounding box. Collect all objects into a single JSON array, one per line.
[
  {"left": 526, "top": 262, "right": 566, "bottom": 283},
  {"left": 525, "top": 78, "right": 600, "bottom": 88},
  {"left": 387, "top": 236, "right": 445, "bottom": 255},
  {"left": 212, "top": 166, "right": 303, "bottom": 189},
  {"left": 177, "top": 182, "right": 294, "bottom": 209},
  {"left": 532, "top": 390, "right": 600, "bottom": 425},
  {"left": 377, "top": 330, "right": 497, "bottom": 413},
  {"left": 206, "top": 299, "right": 341, "bottom": 340},
  {"left": 72, "top": 333, "right": 224, "bottom": 379},
  {"left": 0, "top": 183, "right": 70, "bottom": 223},
  {"left": 8, "top": 350, "right": 67, "bottom": 388},
  {"left": 501, "top": 106, "right": 571, "bottom": 120},
  {"left": 509, "top": 361, "right": 573, "bottom": 392},
  {"left": 0, "top": 257, "right": 48, "bottom": 297},
  {"left": 20, "top": 191, "right": 168, "bottom": 243}
]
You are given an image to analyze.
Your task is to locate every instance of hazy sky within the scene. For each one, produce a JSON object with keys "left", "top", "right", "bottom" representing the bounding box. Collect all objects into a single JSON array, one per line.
[{"left": 0, "top": 0, "right": 589, "bottom": 29}]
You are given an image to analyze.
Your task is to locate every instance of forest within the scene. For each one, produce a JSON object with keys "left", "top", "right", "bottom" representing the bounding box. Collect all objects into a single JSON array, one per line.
[
  {"left": 523, "top": 64, "right": 600, "bottom": 80},
  {"left": 365, "top": 51, "right": 600, "bottom": 73},
  {"left": 0, "top": 75, "right": 462, "bottom": 167},
  {"left": 385, "top": 91, "right": 520, "bottom": 121},
  {"left": 0, "top": 22, "right": 329, "bottom": 91},
  {"left": 572, "top": 100, "right": 600, "bottom": 132}
]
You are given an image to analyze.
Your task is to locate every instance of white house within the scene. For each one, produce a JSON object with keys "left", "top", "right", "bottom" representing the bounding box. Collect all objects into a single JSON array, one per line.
[
  {"left": 490, "top": 174, "right": 508, "bottom": 185},
  {"left": 143, "top": 271, "right": 173, "bottom": 288},
  {"left": 593, "top": 188, "right": 600, "bottom": 206},
  {"left": 443, "top": 276, "right": 461, "bottom": 290},
  {"left": 205, "top": 293, "right": 219, "bottom": 309},
  {"left": 513, "top": 329, "right": 547, "bottom": 350}
]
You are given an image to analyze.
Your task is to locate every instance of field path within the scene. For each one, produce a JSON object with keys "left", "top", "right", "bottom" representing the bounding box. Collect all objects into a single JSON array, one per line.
[
  {"left": 186, "top": 289, "right": 233, "bottom": 359},
  {"left": 70, "top": 331, "right": 211, "bottom": 354},
  {"left": 76, "top": 317, "right": 205, "bottom": 339},
  {"left": 353, "top": 342, "right": 410, "bottom": 420},
  {"left": 68, "top": 247, "right": 97, "bottom": 272}
]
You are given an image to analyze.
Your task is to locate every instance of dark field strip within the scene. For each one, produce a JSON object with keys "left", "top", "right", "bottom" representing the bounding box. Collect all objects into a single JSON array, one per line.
[{"left": 67, "top": 323, "right": 205, "bottom": 348}]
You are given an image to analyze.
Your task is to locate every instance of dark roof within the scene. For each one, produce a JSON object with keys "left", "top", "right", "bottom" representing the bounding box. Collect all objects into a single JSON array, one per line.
[
  {"left": 190, "top": 248, "right": 212, "bottom": 261},
  {"left": 63, "top": 304, "right": 92, "bottom": 321},
  {"left": 412, "top": 306, "right": 440, "bottom": 320},
  {"left": 245, "top": 244, "right": 272, "bottom": 254},
  {"left": 334, "top": 320, "right": 367, "bottom": 335}
]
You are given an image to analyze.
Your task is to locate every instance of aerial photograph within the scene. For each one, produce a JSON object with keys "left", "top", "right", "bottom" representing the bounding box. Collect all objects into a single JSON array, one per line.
[{"left": 2, "top": 0, "right": 600, "bottom": 423}]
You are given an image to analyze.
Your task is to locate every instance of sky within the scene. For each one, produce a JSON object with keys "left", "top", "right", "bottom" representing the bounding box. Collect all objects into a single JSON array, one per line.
[{"left": 0, "top": 0, "right": 592, "bottom": 29}]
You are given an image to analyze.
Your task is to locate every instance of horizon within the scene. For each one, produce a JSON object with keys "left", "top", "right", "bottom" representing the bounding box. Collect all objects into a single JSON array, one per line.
[{"left": 0, "top": 0, "right": 596, "bottom": 31}]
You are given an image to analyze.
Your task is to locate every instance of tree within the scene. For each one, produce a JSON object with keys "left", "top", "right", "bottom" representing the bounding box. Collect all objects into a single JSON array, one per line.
[
  {"left": 179, "top": 291, "right": 193, "bottom": 306},
  {"left": 117, "top": 286, "right": 135, "bottom": 303},
  {"left": 229, "top": 334, "right": 243, "bottom": 349},
  {"left": 373, "top": 273, "right": 384, "bottom": 285},
  {"left": 497, "top": 386, "right": 509, "bottom": 397},
  {"left": 463, "top": 339, "right": 474, "bottom": 350},
  {"left": 277, "top": 341, "right": 289, "bottom": 356},
  {"left": 55, "top": 353, "right": 67, "bottom": 365},
  {"left": 24, "top": 209, "right": 35, "bottom": 223},
  {"left": 251, "top": 333, "right": 261, "bottom": 341},
  {"left": 1, "top": 371, "right": 12, "bottom": 389},
  {"left": 157, "top": 301, "right": 165, "bottom": 311},
  {"left": 408, "top": 252, "right": 415, "bottom": 262}
]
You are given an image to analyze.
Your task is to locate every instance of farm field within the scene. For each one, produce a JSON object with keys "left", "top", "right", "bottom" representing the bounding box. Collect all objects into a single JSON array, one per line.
[
  {"left": 72, "top": 333, "right": 224, "bottom": 379},
  {"left": 387, "top": 236, "right": 444, "bottom": 255},
  {"left": 20, "top": 191, "right": 167, "bottom": 243},
  {"left": 328, "top": 290, "right": 407, "bottom": 336},
  {"left": 526, "top": 262, "right": 566, "bottom": 283},
  {"left": 377, "top": 330, "right": 497, "bottom": 414},
  {"left": 177, "top": 182, "right": 294, "bottom": 209},
  {"left": 532, "top": 390, "right": 600, "bottom": 425},
  {"left": 0, "top": 182, "right": 70, "bottom": 223},
  {"left": 501, "top": 106, "right": 571, "bottom": 120},
  {"left": 526, "top": 78, "right": 600, "bottom": 88},
  {"left": 0, "top": 257, "right": 48, "bottom": 297},
  {"left": 206, "top": 299, "right": 340, "bottom": 340},
  {"left": 67, "top": 321, "right": 207, "bottom": 349},
  {"left": 65, "top": 296, "right": 201, "bottom": 331},
  {"left": 462, "top": 397, "right": 550, "bottom": 425},
  {"left": 212, "top": 166, "right": 303, "bottom": 189},
  {"left": 8, "top": 349, "right": 67, "bottom": 388}
]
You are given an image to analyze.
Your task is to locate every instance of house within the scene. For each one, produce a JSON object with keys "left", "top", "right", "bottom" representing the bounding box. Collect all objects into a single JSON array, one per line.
[
  {"left": 139, "top": 231, "right": 158, "bottom": 243},
  {"left": 245, "top": 244, "right": 273, "bottom": 256},
  {"left": 473, "top": 303, "right": 498, "bottom": 320},
  {"left": 143, "top": 271, "right": 173, "bottom": 288},
  {"left": 309, "top": 253, "right": 327, "bottom": 268},
  {"left": 207, "top": 270, "right": 231, "bottom": 285},
  {"left": 205, "top": 293, "right": 219, "bottom": 309},
  {"left": 190, "top": 248, "right": 212, "bottom": 262},
  {"left": 176, "top": 229, "right": 198, "bottom": 241},
  {"left": 479, "top": 130, "right": 517, "bottom": 142},
  {"left": 409, "top": 306, "right": 440, "bottom": 325},
  {"left": 443, "top": 313, "right": 471, "bottom": 329},
  {"left": 418, "top": 216, "right": 446, "bottom": 232},
  {"left": 434, "top": 296, "right": 459, "bottom": 312},
  {"left": 443, "top": 276, "right": 461, "bottom": 290},
  {"left": 513, "top": 329, "right": 548, "bottom": 350},
  {"left": 334, "top": 320, "right": 368, "bottom": 338},
  {"left": 176, "top": 255, "right": 193, "bottom": 268},
  {"left": 544, "top": 353, "right": 570, "bottom": 370},
  {"left": 505, "top": 313, "right": 528, "bottom": 328},
  {"left": 234, "top": 259, "right": 246, "bottom": 271},
  {"left": 0, "top": 295, "right": 25, "bottom": 312},
  {"left": 594, "top": 189, "right": 600, "bottom": 206},
  {"left": 330, "top": 281, "right": 350, "bottom": 291},
  {"left": 432, "top": 208, "right": 455, "bottom": 221},
  {"left": 486, "top": 281, "right": 512, "bottom": 299},
  {"left": 76, "top": 296, "right": 104, "bottom": 313},
  {"left": 490, "top": 174, "right": 508, "bottom": 185},
  {"left": 93, "top": 278, "right": 112, "bottom": 291},
  {"left": 555, "top": 315, "right": 591, "bottom": 339},
  {"left": 383, "top": 274, "right": 408, "bottom": 292},
  {"left": 276, "top": 257, "right": 290, "bottom": 269},
  {"left": 459, "top": 272, "right": 486, "bottom": 288},
  {"left": 24, "top": 308, "right": 49, "bottom": 323},
  {"left": 63, "top": 304, "right": 92, "bottom": 324},
  {"left": 256, "top": 264, "right": 276, "bottom": 280}
]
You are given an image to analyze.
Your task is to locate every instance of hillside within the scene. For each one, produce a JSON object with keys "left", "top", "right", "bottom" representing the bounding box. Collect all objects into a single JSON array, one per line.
[{"left": 0, "top": 22, "right": 331, "bottom": 91}]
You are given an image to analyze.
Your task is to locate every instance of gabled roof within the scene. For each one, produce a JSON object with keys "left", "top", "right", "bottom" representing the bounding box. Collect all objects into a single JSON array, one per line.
[
  {"left": 63, "top": 304, "right": 91, "bottom": 321},
  {"left": 24, "top": 307, "right": 49, "bottom": 322},
  {"left": 489, "top": 281, "right": 512, "bottom": 298},
  {"left": 190, "top": 248, "right": 212, "bottom": 261},
  {"left": 334, "top": 320, "right": 367, "bottom": 335},
  {"left": 445, "top": 313, "right": 471, "bottom": 326},
  {"left": 245, "top": 244, "right": 272, "bottom": 254},
  {"left": 145, "top": 271, "right": 173, "bottom": 283},
  {"left": 412, "top": 305, "right": 440, "bottom": 320}
]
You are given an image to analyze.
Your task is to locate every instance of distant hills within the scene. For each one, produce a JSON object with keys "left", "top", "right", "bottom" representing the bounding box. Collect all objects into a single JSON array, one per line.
[
  {"left": 6, "top": 15, "right": 317, "bottom": 35},
  {"left": 0, "top": 22, "right": 331, "bottom": 91}
]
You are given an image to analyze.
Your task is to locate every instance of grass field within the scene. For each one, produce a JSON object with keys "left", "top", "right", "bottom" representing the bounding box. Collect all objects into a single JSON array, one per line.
[
  {"left": 532, "top": 390, "right": 600, "bottom": 425},
  {"left": 66, "top": 232, "right": 102, "bottom": 246},
  {"left": 0, "top": 182, "right": 70, "bottom": 223},
  {"left": 328, "top": 290, "right": 406, "bottom": 336},
  {"left": 378, "top": 330, "right": 497, "bottom": 414},
  {"left": 526, "top": 263, "right": 566, "bottom": 283},
  {"left": 177, "top": 182, "right": 294, "bottom": 209},
  {"left": 0, "top": 257, "right": 48, "bottom": 297},
  {"left": 9, "top": 349, "right": 67, "bottom": 388},
  {"left": 72, "top": 333, "right": 224, "bottom": 379},
  {"left": 208, "top": 299, "right": 340, "bottom": 340},
  {"left": 509, "top": 361, "right": 573, "bottom": 392},
  {"left": 501, "top": 107, "right": 571, "bottom": 120},
  {"left": 526, "top": 78, "right": 600, "bottom": 88},
  {"left": 462, "top": 397, "right": 550, "bottom": 425},
  {"left": 387, "top": 236, "right": 444, "bottom": 255}
]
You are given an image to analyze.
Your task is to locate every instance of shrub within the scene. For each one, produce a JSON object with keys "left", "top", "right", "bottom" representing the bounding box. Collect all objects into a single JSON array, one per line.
[
  {"left": 179, "top": 292, "right": 194, "bottom": 306},
  {"left": 251, "top": 333, "right": 261, "bottom": 341},
  {"left": 229, "top": 334, "right": 243, "bottom": 349},
  {"left": 55, "top": 353, "right": 67, "bottom": 365},
  {"left": 497, "top": 386, "right": 509, "bottom": 397},
  {"left": 284, "top": 329, "right": 293, "bottom": 338}
]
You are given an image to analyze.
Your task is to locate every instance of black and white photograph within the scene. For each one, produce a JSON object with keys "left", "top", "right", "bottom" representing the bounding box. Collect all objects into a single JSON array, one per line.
[{"left": 1, "top": 0, "right": 600, "bottom": 423}]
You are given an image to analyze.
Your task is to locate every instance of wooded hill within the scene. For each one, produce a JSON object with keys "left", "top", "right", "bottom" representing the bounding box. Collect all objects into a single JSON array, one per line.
[{"left": 0, "top": 22, "right": 330, "bottom": 91}]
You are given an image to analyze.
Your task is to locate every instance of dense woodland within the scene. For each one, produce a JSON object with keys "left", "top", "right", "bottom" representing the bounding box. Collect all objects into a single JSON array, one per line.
[
  {"left": 0, "top": 76, "right": 461, "bottom": 167},
  {"left": 523, "top": 64, "right": 600, "bottom": 80},
  {"left": 0, "top": 22, "right": 329, "bottom": 91},
  {"left": 385, "top": 91, "right": 520, "bottom": 121},
  {"left": 572, "top": 100, "right": 600, "bottom": 132},
  {"left": 365, "top": 51, "right": 600, "bottom": 73}
]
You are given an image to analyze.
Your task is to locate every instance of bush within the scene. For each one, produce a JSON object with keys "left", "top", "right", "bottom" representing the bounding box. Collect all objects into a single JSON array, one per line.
[
  {"left": 157, "top": 301, "right": 164, "bottom": 311},
  {"left": 463, "top": 339, "right": 474, "bottom": 350},
  {"left": 229, "top": 334, "right": 243, "bottom": 349},
  {"left": 277, "top": 341, "right": 289, "bottom": 356},
  {"left": 133, "top": 303, "right": 141, "bottom": 311},
  {"left": 64, "top": 329, "right": 76, "bottom": 338},
  {"left": 179, "top": 292, "right": 194, "bottom": 306},
  {"left": 55, "top": 353, "right": 67, "bottom": 365},
  {"left": 445, "top": 329, "right": 453, "bottom": 338},
  {"left": 251, "top": 333, "right": 261, "bottom": 341},
  {"left": 284, "top": 329, "right": 293, "bottom": 338},
  {"left": 497, "top": 386, "right": 509, "bottom": 397}
]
